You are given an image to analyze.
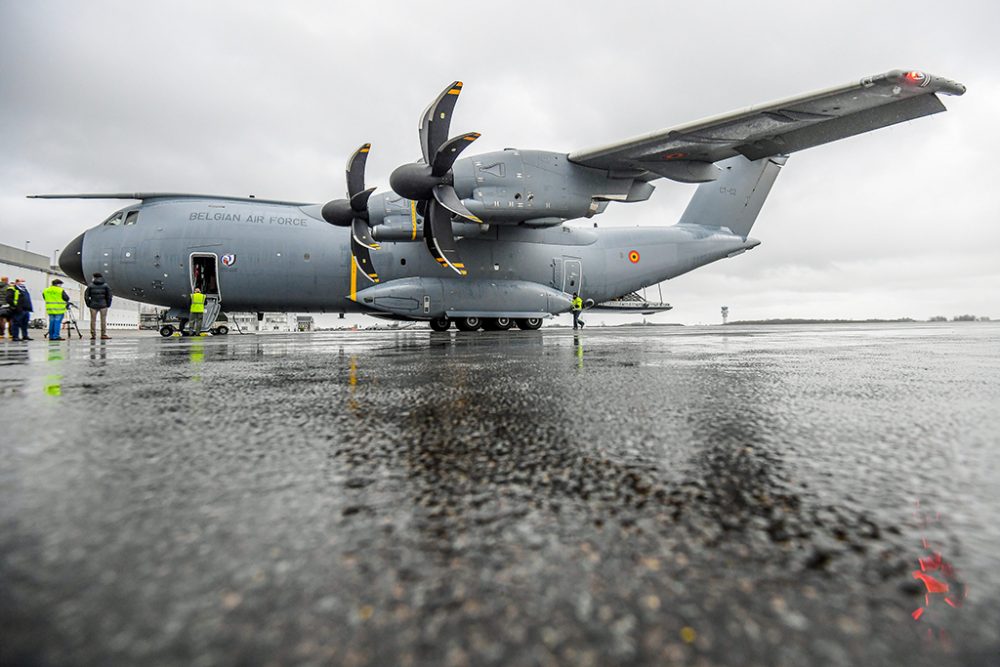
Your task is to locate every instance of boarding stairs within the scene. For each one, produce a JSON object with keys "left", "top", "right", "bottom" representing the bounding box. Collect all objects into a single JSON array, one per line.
[{"left": 592, "top": 290, "right": 672, "bottom": 314}]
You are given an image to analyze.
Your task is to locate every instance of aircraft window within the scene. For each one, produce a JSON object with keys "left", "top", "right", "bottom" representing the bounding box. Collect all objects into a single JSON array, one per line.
[
  {"left": 123, "top": 211, "right": 139, "bottom": 225},
  {"left": 400, "top": 258, "right": 406, "bottom": 266},
  {"left": 104, "top": 212, "right": 123, "bottom": 226}
]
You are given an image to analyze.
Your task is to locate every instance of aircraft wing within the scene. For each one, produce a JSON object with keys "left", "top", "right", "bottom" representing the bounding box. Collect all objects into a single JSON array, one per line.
[{"left": 567, "top": 69, "right": 966, "bottom": 182}]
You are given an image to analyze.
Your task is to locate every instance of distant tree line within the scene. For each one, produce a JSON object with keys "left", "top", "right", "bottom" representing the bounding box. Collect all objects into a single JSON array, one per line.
[
  {"left": 726, "top": 318, "right": 916, "bottom": 325},
  {"left": 929, "top": 315, "right": 991, "bottom": 322}
]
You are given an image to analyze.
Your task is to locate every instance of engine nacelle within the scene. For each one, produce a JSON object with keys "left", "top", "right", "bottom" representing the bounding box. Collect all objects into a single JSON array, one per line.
[
  {"left": 372, "top": 216, "right": 420, "bottom": 242},
  {"left": 365, "top": 192, "right": 410, "bottom": 227},
  {"left": 370, "top": 217, "right": 490, "bottom": 242},
  {"left": 451, "top": 149, "right": 654, "bottom": 225}
]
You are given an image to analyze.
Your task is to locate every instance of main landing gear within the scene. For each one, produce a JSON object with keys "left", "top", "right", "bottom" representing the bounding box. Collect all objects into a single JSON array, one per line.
[{"left": 429, "top": 317, "right": 542, "bottom": 332}]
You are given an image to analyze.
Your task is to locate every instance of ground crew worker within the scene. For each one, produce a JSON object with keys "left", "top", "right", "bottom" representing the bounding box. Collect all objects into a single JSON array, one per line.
[
  {"left": 6, "top": 279, "right": 34, "bottom": 341},
  {"left": 43, "top": 279, "right": 70, "bottom": 341},
  {"left": 571, "top": 292, "right": 585, "bottom": 330},
  {"left": 0, "top": 276, "right": 10, "bottom": 339},
  {"left": 189, "top": 288, "right": 206, "bottom": 335}
]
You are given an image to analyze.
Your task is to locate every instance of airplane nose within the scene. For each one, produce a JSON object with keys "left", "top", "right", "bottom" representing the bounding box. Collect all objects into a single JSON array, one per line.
[{"left": 59, "top": 232, "right": 86, "bottom": 285}]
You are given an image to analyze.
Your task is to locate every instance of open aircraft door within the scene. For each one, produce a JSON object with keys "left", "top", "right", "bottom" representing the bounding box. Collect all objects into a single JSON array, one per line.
[
  {"left": 561, "top": 256, "right": 582, "bottom": 294},
  {"left": 189, "top": 253, "right": 223, "bottom": 331}
]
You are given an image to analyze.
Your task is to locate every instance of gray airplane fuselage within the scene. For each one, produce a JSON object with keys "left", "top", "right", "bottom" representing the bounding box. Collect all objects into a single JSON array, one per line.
[{"left": 63, "top": 194, "right": 755, "bottom": 317}]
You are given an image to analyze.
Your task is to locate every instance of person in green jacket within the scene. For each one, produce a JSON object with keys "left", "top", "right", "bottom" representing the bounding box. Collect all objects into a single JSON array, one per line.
[
  {"left": 42, "top": 279, "right": 70, "bottom": 341},
  {"left": 571, "top": 293, "right": 585, "bottom": 330},
  {"left": 0, "top": 277, "right": 10, "bottom": 339},
  {"left": 189, "top": 288, "right": 206, "bottom": 335}
]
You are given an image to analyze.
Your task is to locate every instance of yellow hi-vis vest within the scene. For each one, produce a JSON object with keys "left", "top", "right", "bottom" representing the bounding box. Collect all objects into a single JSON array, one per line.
[
  {"left": 43, "top": 285, "right": 67, "bottom": 315},
  {"left": 190, "top": 292, "right": 206, "bottom": 314},
  {"left": 572, "top": 296, "right": 583, "bottom": 312}
]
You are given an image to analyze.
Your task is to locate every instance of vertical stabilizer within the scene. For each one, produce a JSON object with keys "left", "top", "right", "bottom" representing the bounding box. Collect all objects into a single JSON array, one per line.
[{"left": 678, "top": 155, "right": 786, "bottom": 239}]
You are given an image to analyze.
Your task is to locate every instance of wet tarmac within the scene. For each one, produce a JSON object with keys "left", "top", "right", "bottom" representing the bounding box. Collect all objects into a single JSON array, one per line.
[{"left": 1, "top": 324, "right": 998, "bottom": 666}]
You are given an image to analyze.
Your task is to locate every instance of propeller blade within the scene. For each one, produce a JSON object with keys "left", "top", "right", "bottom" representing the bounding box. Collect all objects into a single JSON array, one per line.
[
  {"left": 431, "top": 132, "right": 480, "bottom": 178},
  {"left": 324, "top": 144, "right": 373, "bottom": 226},
  {"left": 419, "top": 81, "right": 463, "bottom": 164},
  {"left": 426, "top": 198, "right": 467, "bottom": 276},
  {"left": 352, "top": 216, "right": 380, "bottom": 250},
  {"left": 346, "top": 143, "right": 371, "bottom": 198},
  {"left": 433, "top": 184, "right": 481, "bottom": 224},
  {"left": 424, "top": 202, "right": 443, "bottom": 263},
  {"left": 351, "top": 220, "right": 380, "bottom": 284},
  {"left": 350, "top": 187, "right": 375, "bottom": 214}
]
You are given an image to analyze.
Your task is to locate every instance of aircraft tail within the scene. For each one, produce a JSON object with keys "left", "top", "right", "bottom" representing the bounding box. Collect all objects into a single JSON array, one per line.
[{"left": 677, "top": 155, "right": 786, "bottom": 239}]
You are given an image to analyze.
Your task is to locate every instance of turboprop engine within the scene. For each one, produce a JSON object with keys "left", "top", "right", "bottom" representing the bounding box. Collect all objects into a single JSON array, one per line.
[{"left": 387, "top": 81, "right": 658, "bottom": 276}]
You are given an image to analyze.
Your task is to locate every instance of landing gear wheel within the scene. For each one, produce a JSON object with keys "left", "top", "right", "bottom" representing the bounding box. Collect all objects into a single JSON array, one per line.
[
  {"left": 455, "top": 316, "right": 482, "bottom": 332},
  {"left": 159, "top": 325, "right": 175, "bottom": 338},
  {"left": 215, "top": 325, "right": 229, "bottom": 336},
  {"left": 515, "top": 317, "right": 543, "bottom": 331},
  {"left": 429, "top": 317, "right": 451, "bottom": 332},
  {"left": 483, "top": 317, "right": 514, "bottom": 331}
]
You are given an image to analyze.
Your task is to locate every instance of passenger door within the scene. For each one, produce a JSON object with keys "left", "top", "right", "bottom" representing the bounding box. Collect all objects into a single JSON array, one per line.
[{"left": 561, "top": 256, "right": 582, "bottom": 293}]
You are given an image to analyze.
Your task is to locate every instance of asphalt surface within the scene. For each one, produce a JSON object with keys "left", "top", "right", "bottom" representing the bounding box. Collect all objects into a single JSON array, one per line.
[{"left": 1, "top": 324, "right": 998, "bottom": 666}]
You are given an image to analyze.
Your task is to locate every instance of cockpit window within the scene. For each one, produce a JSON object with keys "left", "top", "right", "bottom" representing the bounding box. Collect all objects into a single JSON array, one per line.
[
  {"left": 124, "top": 211, "right": 139, "bottom": 226},
  {"left": 104, "top": 212, "right": 123, "bottom": 226}
]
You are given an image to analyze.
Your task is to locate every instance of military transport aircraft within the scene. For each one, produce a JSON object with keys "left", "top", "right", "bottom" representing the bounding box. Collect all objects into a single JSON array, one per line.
[{"left": 37, "top": 69, "right": 964, "bottom": 334}]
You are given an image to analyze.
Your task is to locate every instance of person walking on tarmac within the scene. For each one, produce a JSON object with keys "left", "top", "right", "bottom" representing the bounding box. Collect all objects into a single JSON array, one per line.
[
  {"left": 188, "top": 287, "right": 206, "bottom": 336},
  {"left": 571, "top": 292, "right": 585, "bottom": 330},
  {"left": 84, "top": 272, "right": 113, "bottom": 339},
  {"left": 6, "top": 279, "right": 34, "bottom": 341},
  {"left": 43, "top": 279, "right": 70, "bottom": 341},
  {"left": 0, "top": 276, "right": 10, "bottom": 339}
]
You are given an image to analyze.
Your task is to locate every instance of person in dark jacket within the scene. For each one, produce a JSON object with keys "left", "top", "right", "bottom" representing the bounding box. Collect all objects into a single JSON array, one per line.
[
  {"left": 6, "top": 278, "right": 34, "bottom": 341},
  {"left": 84, "top": 273, "right": 113, "bottom": 340}
]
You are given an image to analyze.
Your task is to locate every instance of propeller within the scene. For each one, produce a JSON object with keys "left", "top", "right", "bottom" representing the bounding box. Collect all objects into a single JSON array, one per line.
[
  {"left": 322, "top": 144, "right": 380, "bottom": 283},
  {"left": 390, "top": 81, "right": 481, "bottom": 276}
]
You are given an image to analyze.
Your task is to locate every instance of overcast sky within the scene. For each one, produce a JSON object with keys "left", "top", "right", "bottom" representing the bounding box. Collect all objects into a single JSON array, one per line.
[{"left": 1, "top": 0, "right": 997, "bottom": 324}]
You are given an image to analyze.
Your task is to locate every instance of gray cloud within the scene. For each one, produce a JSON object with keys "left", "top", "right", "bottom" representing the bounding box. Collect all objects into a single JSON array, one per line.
[{"left": 2, "top": 0, "right": 997, "bottom": 322}]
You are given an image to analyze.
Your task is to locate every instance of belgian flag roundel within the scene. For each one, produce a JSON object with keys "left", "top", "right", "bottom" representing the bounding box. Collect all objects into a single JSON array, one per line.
[{"left": 628, "top": 250, "right": 640, "bottom": 264}]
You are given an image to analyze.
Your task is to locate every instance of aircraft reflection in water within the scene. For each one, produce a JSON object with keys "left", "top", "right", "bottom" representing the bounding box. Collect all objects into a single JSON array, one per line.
[{"left": 38, "top": 71, "right": 965, "bottom": 334}]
